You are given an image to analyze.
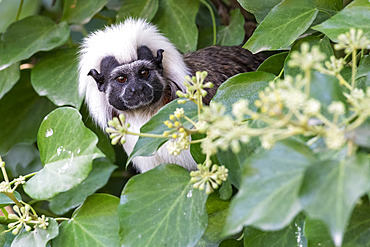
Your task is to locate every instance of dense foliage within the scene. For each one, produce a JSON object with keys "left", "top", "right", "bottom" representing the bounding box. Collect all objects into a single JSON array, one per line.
[{"left": 0, "top": 0, "right": 369, "bottom": 246}]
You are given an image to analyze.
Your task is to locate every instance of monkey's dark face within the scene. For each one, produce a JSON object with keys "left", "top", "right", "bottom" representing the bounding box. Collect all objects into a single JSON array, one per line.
[{"left": 88, "top": 46, "right": 165, "bottom": 111}]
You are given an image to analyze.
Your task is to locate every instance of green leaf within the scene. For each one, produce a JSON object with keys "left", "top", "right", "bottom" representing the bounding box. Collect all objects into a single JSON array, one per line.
[
  {"left": 237, "top": 0, "right": 282, "bottom": 23},
  {"left": 117, "top": 0, "right": 159, "bottom": 21},
  {"left": 118, "top": 164, "right": 208, "bottom": 247},
  {"left": 0, "top": 225, "right": 5, "bottom": 246},
  {"left": 0, "top": 16, "right": 70, "bottom": 68},
  {"left": 2, "top": 143, "right": 42, "bottom": 178},
  {"left": 244, "top": 214, "right": 307, "bottom": 247},
  {"left": 347, "top": 124, "right": 370, "bottom": 149},
  {"left": 49, "top": 158, "right": 117, "bottom": 215},
  {"left": 243, "top": 0, "right": 318, "bottom": 53},
  {"left": 62, "top": 0, "right": 108, "bottom": 24},
  {"left": 195, "top": 194, "right": 230, "bottom": 246},
  {"left": 0, "top": 192, "right": 22, "bottom": 207},
  {"left": 217, "top": 9, "right": 245, "bottom": 46},
  {"left": 152, "top": 0, "right": 199, "bottom": 52},
  {"left": 313, "top": 0, "right": 370, "bottom": 42},
  {"left": 0, "top": 63, "right": 19, "bottom": 99},
  {"left": 356, "top": 55, "right": 370, "bottom": 80},
  {"left": 224, "top": 139, "right": 314, "bottom": 236},
  {"left": 11, "top": 218, "right": 59, "bottom": 247},
  {"left": 53, "top": 194, "right": 120, "bottom": 247},
  {"left": 0, "top": 0, "right": 39, "bottom": 33},
  {"left": 305, "top": 202, "right": 370, "bottom": 247},
  {"left": 299, "top": 154, "right": 370, "bottom": 246},
  {"left": 257, "top": 51, "right": 288, "bottom": 76},
  {"left": 217, "top": 138, "right": 260, "bottom": 188},
  {"left": 23, "top": 107, "right": 103, "bottom": 200},
  {"left": 31, "top": 48, "right": 82, "bottom": 109},
  {"left": 212, "top": 71, "right": 276, "bottom": 115},
  {"left": 127, "top": 99, "right": 198, "bottom": 165},
  {"left": 0, "top": 70, "right": 55, "bottom": 155}
]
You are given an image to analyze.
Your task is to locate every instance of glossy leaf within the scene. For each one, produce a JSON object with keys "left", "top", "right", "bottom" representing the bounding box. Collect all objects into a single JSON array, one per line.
[
  {"left": 53, "top": 194, "right": 120, "bottom": 247},
  {"left": 237, "top": 0, "right": 282, "bottom": 23},
  {"left": 0, "top": 0, "right": 39, "bottom": 33},
  {"left": 2, "top": 143, "right": 42, "bottom": 178},
  {"left": 31, "top": 48, "right": 82, "bottom": 108},
  {"left": 257, "top": 51, "right": 288, "bottom": 76},
  {"left": 117, "top": 0, "right": 159, "bottom": 21},
  {"left": 244, "top": 214, "right": 307, "bottom": 247},
  {"left": 23, "top": 107, "right": 103, "bottom": 200},
  {"left": 243, "top": 0, "right": 318, "bottom": 53},
  {"left": 118, "top": 164, "right": 208, "bottom": 247},
  {"left": 0, "top": 70, "right": 55, "bottom": 155},
  {"left": 217, "top": 9, "right": 245, "bottom": 46},
  {"left": 49, "top": 158, "right": 117, "bottom": 215},
  {"left": 346, "top": 124, "right": 370, "bottom": 149},
  {"left": 128, "top": 100, "right": 198, "bottom": 165},
  {"left": 224, "top": 140, "right": 314, "bottom": 236},
  {"left": 195, "top": 195, "right": 230, "bottom": 246},
  {"left": 0, "top": 63, "right": 19, "bottom": 99},
  {"left": 212, "top": 71, "right": 276, "bottom": 115},
  {"left": 153, "top": 0, "right": 199, "bottom": 52},
  {"left": 0, "top": 16, "right": 70, "bottom": 68},
  {"left": 299, "top": 154, "right": 370, "bottom": 246},
  {"left": 11, "top": 218, "right": 59, "bottom": 247},
  {"left": 62, "top": 0, "right": 108, "bottom": 24},
  {"left": 305, "top": 203, "right": 370, "bottom": 247},
  {"left": 313, "top": 0, "right": 370, "bottom": 42}
]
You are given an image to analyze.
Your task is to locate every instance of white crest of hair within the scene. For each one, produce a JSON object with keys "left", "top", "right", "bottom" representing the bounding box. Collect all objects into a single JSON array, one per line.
[
  {"left": 78, "top": 18, "right": 196, "bottom": 172},
  {"left": 78, "top": 17, "right": 189, "bottom": 129}
]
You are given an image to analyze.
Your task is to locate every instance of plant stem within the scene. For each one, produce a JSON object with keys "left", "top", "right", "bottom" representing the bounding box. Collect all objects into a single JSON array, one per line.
[
  {"left": 351, "top": 49, "right": 357, "bottom": 88},
  {"left": 199, "top": 0, "right": 217, "bottom": 45},
  {"left": 126, "top": 131, "right": 168, "bottom": 139},
  {"left": 15, "top": 0, "right": 24, "bottom": 21}
]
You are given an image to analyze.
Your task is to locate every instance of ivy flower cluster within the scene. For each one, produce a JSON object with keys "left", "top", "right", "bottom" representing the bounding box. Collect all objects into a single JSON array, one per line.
[
  {"left": 105, "top": 114, "right": 130, "bottom": 145},
  {"left": 190, "top": 163, "right": 228, "bottom": 194}
]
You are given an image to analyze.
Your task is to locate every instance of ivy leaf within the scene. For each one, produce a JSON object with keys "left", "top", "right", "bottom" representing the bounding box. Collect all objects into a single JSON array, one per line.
[
  {"left": 237, "top": 0, "right": 282, "bottom": 23},
  {"left": 217, "top": 9, "right": 245, "bottom": 46},
  {"left": 62, "top": 0, "right": 108, "bottom": 24},
  {"left": 305, "top": 202, "right": 370, "bottom": 246},
  {"left": 53, "top": 194, "right": 120, "bottom": 247},
  {"left": 31, "top": 48, "right": 81, "bottom": 108},
  {"left": 299, "top": 153, "right": 370, "bottom": 246},
  {"left": 0, "top": 63, "right": 19, "bottom": 99},
  {"left": 257, "top": 51, "right": 288, "bottom": 76},
  {"left": 195, "top": 195, "right": 230, "bottom": 246},
  {"left": 244, "top": 214, "right": 307, "bottom": 246},
  {"left": 153, "top": 0, "right": 199, "bottom": 52},
  {"left": 23, "top": 107, "right": 104, "bottom": 200},
  {"left": 49, "top": 158, "right": 117, "bottom": 215},
  {"left": 2, "top": 143, "right": 42, "bottom": 178},
  {"left": 118, "top": 164, "right": 208, "bottom": 247},
  {"left": 243, "top": 0, "right": 318, "bottom": 53},
  {"left": 31, "top": 49, "right": 82, "bottom": 109},
  {"left": 0, "top": 70, "right": 55, "bottom": 155},
  {"left": 224, "top": 139, "right": 314, "bottom": 236},
  {"left": 313, "top": 0, "right": 370, "bottom": 42},
  {"left": 117, "top": 0, "right": 159, "bottom": 21},
  {"left": 0, "top": 16, "right": 70, "bottom": 68},
  {"left": 11, "top": 218, "right": 59, "bottom": 247},
  {"left": 127, "top": 99, "right": 198, "bottom": 166},
  {"left": 212, "top": 71, "right": 276, "bottom": 116}
]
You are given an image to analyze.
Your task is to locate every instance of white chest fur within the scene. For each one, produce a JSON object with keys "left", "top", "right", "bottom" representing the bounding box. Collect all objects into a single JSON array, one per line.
[{"left": 123, "top": 113, "right": 197, "bottom": 173}]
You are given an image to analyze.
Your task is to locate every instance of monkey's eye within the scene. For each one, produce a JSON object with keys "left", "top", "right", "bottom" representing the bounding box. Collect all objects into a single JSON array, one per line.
[
  {"left": 116, "top": 75, "right": 127, "bottom": 83},
  {"left": 139, "top": 69, "right": 150, "bottom": 78}
]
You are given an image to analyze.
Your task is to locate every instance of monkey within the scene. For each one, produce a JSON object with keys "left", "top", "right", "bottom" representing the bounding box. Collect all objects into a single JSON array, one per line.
[{"left": 78, "top": 18, "right": 268, "bottom": 173}]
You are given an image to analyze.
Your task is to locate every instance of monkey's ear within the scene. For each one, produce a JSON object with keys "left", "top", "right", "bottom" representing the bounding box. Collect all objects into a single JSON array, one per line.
[
  {"left": 155, "top": 49, "right": 164, "bottom": 65},
  {"left": 88, "top": 69, "right": 105, "bottom": 92},
  {"left": 137, "top": 46, "right": 154, "bottom": 60}
]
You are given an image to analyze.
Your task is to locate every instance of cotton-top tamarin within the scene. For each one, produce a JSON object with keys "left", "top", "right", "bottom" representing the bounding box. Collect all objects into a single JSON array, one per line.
[{"left": 79, "top": 18, "right": 267, "bottom": 172}]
